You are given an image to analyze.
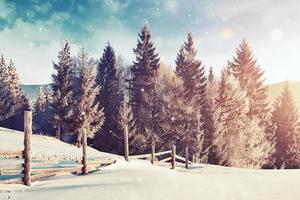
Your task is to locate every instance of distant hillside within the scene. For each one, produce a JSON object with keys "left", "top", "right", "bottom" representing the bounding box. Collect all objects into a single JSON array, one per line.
[
  {"left": 268, "top": 81, "right": 300, "bottom": 110},
  {"left": 21, "top": 84, "right": 50, "bottom": 103}
]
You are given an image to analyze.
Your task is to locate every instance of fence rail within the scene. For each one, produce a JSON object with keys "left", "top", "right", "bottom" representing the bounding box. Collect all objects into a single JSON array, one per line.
[
  {"left": 0, "top": 111, "right": 116, "bottom": 185},
  {"left": 129, "top": 144, "right": 191, "bottom": 170}
]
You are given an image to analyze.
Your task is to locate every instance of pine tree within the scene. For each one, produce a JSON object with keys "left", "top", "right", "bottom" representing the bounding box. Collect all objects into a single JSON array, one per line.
[
  {"left": 128, "top": 24, "right": 160, "bottom": 153},
  {"left": 0, "top": 55, "right": 14, "bottom": 121},
  {"left": 7, "top": 59, "right": 30, "bottom": 130},
  {"left": 271, "top": 83, "right": 300, "bottom": 168},
  {"left": 175, "top": 33, "right": 213, "bottom": 162},
  {"left": 33, "top": 86, "right": 53, "bottom": 135},
  {"left": 7, "top": 60, "right": 29, "bottom": 111},
  {"left": 213, "top": 70, "right": 249, "bottom": 165},
  {"left": 228, "top": 39, "right": 270, "bottom": 124},
  {"left": 51, "top": 41, "right": 73, "bottom": 140},
  {"left": 213, "top": 70, "right": 274, "bottom": 168},
  {"left": 147, "top": 65, "right": 196, "bottom": 156},
  {"left": 94, "top": 43, "right": 124, "bottom": 154},
  {"left": 72, "top": 47, "right": 104, "bottom": 147}
]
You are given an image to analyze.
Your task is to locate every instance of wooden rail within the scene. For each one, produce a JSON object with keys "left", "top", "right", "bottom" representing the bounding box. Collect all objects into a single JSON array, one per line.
[
  {"left": 0, "top": 111, "right": 117, "bottom": 185},
  {"left": 130, "top": 145, "right": 191, "bottom": 170},
  {"left": 0, "top": 150, "right": 23, "bottom": 158}
]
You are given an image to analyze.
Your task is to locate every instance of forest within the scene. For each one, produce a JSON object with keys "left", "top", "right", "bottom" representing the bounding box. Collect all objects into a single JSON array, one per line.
[{"left": 0, "top": 24, "right": 299, "bottom": 169}]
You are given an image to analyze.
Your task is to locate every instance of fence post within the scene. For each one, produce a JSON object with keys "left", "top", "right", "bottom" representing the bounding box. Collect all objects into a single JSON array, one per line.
[
  {"left": 124, "top": 124, "right": 129, "bottom": 161},
  {"left": 23, "top": 111, "right": 32, "bottom": 186},
  {"left": 185, "top": 146, "right": 189, "bottom": 169},
  {"left": 82, "top": 128, "right": 88, "bottom": 175},
  {"left": 151, "top": 140, "right": 155, "bottom": 164},
  {"left": 171, "top": 145, "right": 176, "bottom": 170}
]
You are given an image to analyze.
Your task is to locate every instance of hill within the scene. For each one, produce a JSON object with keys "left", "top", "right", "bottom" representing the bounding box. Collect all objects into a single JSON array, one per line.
[{"left": 268, "top": 81, "right": 300, "bottom": 110}]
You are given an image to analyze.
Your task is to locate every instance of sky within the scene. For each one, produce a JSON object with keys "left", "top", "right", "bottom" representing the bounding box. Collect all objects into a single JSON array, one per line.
[{"left": 0, "top": 0, "right": 300, "bottom": 84}]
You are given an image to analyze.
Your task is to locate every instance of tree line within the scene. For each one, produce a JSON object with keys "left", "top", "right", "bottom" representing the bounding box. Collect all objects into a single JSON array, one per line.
[{"left": 1, "top": 24, "right": 299, "bottom": 169}]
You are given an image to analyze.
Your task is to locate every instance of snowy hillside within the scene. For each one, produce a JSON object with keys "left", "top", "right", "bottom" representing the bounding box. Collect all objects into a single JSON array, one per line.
[
  {"left": 1, "top": 128, "right": 300, "bottom": 200},
  {"left": 0, "top": 127, "right": 115, "bottom": 160},
  {"left": 1, "top": 159, "right": 300, "bottom": 200}
]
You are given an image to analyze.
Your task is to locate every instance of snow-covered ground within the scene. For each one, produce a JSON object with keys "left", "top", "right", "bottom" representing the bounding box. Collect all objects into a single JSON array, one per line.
[
  {"left": 1, "top": 127, "right": 300, "bottom": 200},
  {"left": 0, "top": 127, "right": 115, "bottom": 160}
]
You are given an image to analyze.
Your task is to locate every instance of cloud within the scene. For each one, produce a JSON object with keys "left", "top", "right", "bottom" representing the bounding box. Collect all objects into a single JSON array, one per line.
[
  {"left": 104, "top": 0, "right": 130, "bottom": 13},
  {"left": 0, "top": 0, "right": 15, "bottom": 20},
  {"left": 0, "top": 16, "right": 79, "bottom": 84}
]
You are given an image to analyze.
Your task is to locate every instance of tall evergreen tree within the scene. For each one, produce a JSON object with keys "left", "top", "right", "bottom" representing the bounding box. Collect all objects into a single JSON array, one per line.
[
  {"left": 94, "top": 43, "right": 124, "bottom": 154},
  {"left": 175, "top": 33, "right": 214, "bottom": 162},
  {"left": 7, "top": 59, "right": 30, "bottom": 130},
  {"left": 33, "top": 86, "right": 53, "bottom": 135},
  {"left": 72, "top": 47, "right": 104, "bottom": 147},
  {"left": 128, "top": 24, "right": 160, "bottom": 153},
  {"left": 212, "top": 70, "right": 273, "bottom": 168},
  {"left": 7, "top": 60, "right": 29, "bottom": 111},
  {"left": 228, "top": 39, "right": 270, "bottom": 124},
  {"left": 271, "top": 83, "right": 300, "bottom": 168},
  {"left": 213, "top": 70, "right": 248, "bottom": 165},
  {"left": 0, "top": 55, "right": 14, "bottom": 121},
  {"left": 51, "top": 41, "right": 73, "bottom": 140}
]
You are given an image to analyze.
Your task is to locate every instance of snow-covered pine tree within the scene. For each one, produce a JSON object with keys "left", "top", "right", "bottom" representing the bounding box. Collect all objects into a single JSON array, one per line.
[
  {"left": 213, "top": 70, "right": 249, "bottom": 166},
  {"left": 213, "top": 70, "right": 274, "bottom": 168},
  {"left": 6, "top": 59, "right": 30, "bottom": 130},
  {"left": 93, "top": 43, "right": 125, "bottom": 154},
  {"left": 228, "top": 39, "right": 275, "bottom": 167},
  {"left": 235, "top": 117, "right": 274, "bottom": 168},
  {"left": 72, "top": 47, "right": 104, "bottom": 147},
  {"left": 51, "top": 41, "right": 73, "bottom": 140},
  {"left": 271, "top": 82, "right": 300, "bottom": 168},
  {"left": 0, "top": 55, "right": 14, "bottom": 121},
  {"left": 175, "top": 33, "right": 214, "bottom": 163},
  {"left": 7, "top": 60, "right": 29, "bottom": 111},
  {"left": 228, "top": 39, "right": 271, "bottom": 127},
  {"left": 146, "top": 64, "right": 197, "bottom": 156},
  {"left": 128, "top": 24, "right": 160, "bottom": 153}
]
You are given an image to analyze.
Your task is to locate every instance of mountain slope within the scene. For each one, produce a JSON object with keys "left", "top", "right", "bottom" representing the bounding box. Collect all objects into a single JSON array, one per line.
[{"left": 268, "top": 81, "right": 300, "bottom": 110}]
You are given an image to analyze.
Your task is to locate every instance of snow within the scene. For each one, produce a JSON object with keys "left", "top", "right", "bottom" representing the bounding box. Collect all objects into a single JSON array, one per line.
[
  {"left": 1, "top": 127, "right": 300, "bottom": 200},
  {"left": 0, "top": 127, "right": 115, "bottom": 160}
]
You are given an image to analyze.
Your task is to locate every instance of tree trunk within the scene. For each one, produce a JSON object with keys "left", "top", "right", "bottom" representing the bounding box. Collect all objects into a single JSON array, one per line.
[
  {"left": 151, "top": 137, "right": 155, "bottom": 164},
  {"left": 56, "top": 123, "right": 61, "bottom": 140},
  {"left": 82, "top": 128, "right": 88, "bottom": 175},
  {"left": 124, "top": 124, "right": 129, "bottom": 161},
  {"left": 77, "top": 130, "right": 82, "bottom": 148}
]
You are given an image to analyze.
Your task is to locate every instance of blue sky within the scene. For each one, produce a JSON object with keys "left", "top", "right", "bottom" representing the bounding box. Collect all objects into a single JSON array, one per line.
[{"left": 0, "top": 0, "right": 300, "bottom": 84}]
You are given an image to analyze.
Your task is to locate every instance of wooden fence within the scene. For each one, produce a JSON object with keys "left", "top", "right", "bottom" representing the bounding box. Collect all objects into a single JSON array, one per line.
[
  {"left": 123, "top": 124, "right": 192, "bottom": 169},
  {"left": 128, "top": 144, "right": 192, "bottom": 170},
  {"left": 0, "top": 111, "right": 116, "bottom": 185}
]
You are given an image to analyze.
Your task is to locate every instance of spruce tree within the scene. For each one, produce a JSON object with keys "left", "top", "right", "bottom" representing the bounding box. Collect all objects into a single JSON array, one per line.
[
  {"left": 94, "top": 43, "right": 124, "bottom": 154},
  {"left": 72, "top": 47, "right": 104, "bottom": 146},
  {"left": 213, "top": 70, "right": 274, "bottom": 168},
  {"left": 213, "top": 70, "right": 249, "bottom": 165},
  {"left": 148, "top": 65, "right": 196, "bottom": 156},
  {"left": 128, "top": 24, "right": 160, "bottom": 153},
  {"left": 51, "top": 41, "right": 73, "bottom": 140},
  {"left": 33, "top": 86, "right": 53, "bottom": 135},
  {"left": 7, "top": 59, "right": 30, "bottom": 130},
  {"left": 0, "top": 55, "right": 14, "bottom": 121},
  {"left": 175, "top": 33, "right": 213, "bottom": 162},
  {"left": 7, "top": 60, "right": 29, "bottom": 111},
  {"left": 228, "top": 39, "right": 270, "bottom": 124},
  {"left": 271, "top": 83, "right": 300, "bottom": 168}
]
